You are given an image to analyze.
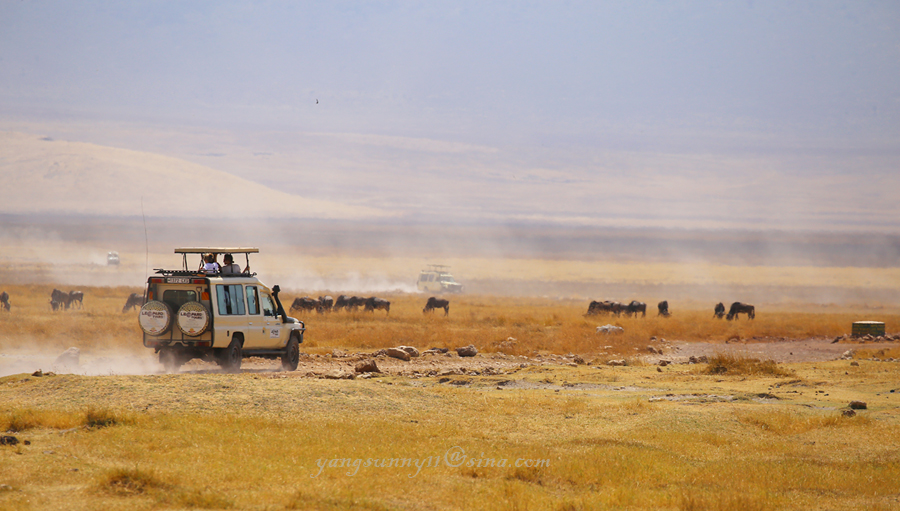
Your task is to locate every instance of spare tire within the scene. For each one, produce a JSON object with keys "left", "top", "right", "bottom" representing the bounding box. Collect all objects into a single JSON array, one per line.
[
  {"left": 177, "top": 301, "right": 210, "bottom": 337},
  {"left": 139, "top": 300, "right": 172, "bottom": 336}
]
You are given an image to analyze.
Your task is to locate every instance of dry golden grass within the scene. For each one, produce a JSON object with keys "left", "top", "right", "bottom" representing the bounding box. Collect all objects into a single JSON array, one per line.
[{"left": 0, "top": 362, "right": 898, "bottom": 511}]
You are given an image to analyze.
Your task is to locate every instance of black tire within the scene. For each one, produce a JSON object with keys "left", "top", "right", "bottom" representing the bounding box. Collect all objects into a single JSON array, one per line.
[
  {"left": 282, "top": 335, "right": 300, "bottom": 371},
  {"left": 221, "top": 337, "right": 242, "bottom": 372},
  {"left": 159, "top": 349, "right": 182, "bottom": 373}
]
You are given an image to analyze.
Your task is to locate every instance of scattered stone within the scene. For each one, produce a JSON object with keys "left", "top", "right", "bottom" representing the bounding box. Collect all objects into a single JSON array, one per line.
[
  {"left": 323, "top": 370, "right": 354, "bottom": 380},
  {"left": 354, "top": 359, "right": 381, "bottom": 373},
  {"left": 606, "top": 359, "right": 626, "bottom": 367},
  {"left": 647, "top": 346, "right": 660, "bottom": 354},
  {"left": 398, "top": 346, "right": 420, "bottom": 358},
  {"left": 372, "top": 349, "right": 387, "bottom": 358},
  {"left": 31, "top": 369, "right": 43, "bottom": 377},
  {"left": 386, "top": 348, "right": 411, "bottom": 361},
  {"left": 0, "top": 436, "right": 19, "bottom": 446},
  {"left": 842, "top": 409, "right": 856, "bottom": 418},
  {"left": 656, "top": 367, "right": 662, "bottom": 373},
  {"left": 53, "top": 347, "right": 80, "bottom": 370},
  {"left": 456, "top": 345, "right": 478, "bottom": 357},
  {"left": 428, "top": 347, "right": 449, "bottom": 354},
  {"left": 658, "top": 360, "right": 670, "bottom": 367},
  {"left": 849, "top": 401, "right": 867, "bottom": 410},
  {"left": 573, "top": 355, "right": 585, "bottom": 365},
  {"left": 850, "top": 361, "right": 859, "bottom": 367}
]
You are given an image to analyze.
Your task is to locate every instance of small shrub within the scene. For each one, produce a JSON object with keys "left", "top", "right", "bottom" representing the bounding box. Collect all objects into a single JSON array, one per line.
[
  {"left": 99, "top": 468, "right": 166, "bottom": 496},
  {"left": 703, "top": 354, "right": 792, "bottom": 377}
]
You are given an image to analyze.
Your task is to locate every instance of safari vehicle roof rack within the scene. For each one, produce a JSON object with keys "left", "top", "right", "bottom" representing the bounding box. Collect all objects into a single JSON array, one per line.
[
  {"left": 172, "top": 247, "right": 259, "bottom": 273},
  {"left": 423, "top": 264, "right": 451, "bottom": 272}
]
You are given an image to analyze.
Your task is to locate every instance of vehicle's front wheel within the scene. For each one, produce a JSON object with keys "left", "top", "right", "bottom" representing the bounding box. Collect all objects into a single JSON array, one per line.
[
  {"left": 219, "top": 337, "right": 242, "bottom": 372},
  {"left": 282, "top": 335, "right": 300, "bottom": 371},
  {"left": 159, "top": 348, "right": 182, "bottom": 373}
]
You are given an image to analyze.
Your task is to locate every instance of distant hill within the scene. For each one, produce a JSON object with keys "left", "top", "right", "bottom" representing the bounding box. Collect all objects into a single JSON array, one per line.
[{"left": 0, "top": 131, "right": 388, "bottom": 219}]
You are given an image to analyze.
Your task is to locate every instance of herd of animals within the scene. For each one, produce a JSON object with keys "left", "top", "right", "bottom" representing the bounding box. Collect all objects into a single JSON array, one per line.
[
  {"left": 586, "top": 299, "right": 755, "bottom": 320},
  {"left": 0, "top": 290, "right": 755, "bottom": 321}
]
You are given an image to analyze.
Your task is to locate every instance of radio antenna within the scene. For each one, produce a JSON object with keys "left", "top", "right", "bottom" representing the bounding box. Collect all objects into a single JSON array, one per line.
[{"left": 141, "top": 196, "right": 149, "bottom": 279}]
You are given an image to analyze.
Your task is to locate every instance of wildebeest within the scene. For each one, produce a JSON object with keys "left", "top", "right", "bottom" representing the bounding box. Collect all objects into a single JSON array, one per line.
[
  {"left": 586, "top": 300, "right": 624, "bottom": 316},
  {"left": 316, "top": 295, "right": 334, "bottom": 313},
  {"left": 726, "top": 302, "right": 755, "bottom": 320},
  {"left": 68, "top": 290, "right": 84, "bottom": 309},
  {"left": 657, "top": 300, "right": 670, "bottom": 317},
  {"left": 624, "top": 300, "right": 646, "bottom": 318},
  {"left": 0, "top": 291, "right": 10, "bottom": 312},
  {"left": 713, "top": 302, "right": 726, "bottom": 319},
  {"left": 345, "top": 296, "right": 366, "bottom": 312},
  {"left": 122, "top": 292, "right": 146, "bottom": 313},
  {"left": 50, "top": 300, "right": 63, "bottom": 311},
  {"left": 51, "top": 289, "right": 71, "bottom": 310},
  {"left": 290, "top": 297, "right": 318, "bottom": 312},
  {"left": 423, "top": 297, "right": 450, "bottom": 316},
  {"left": 333, "top": 295, "right": 350, "bottom": 311},
  {"left": 364, "top": 297, "right": 390, "bottom": 314}
]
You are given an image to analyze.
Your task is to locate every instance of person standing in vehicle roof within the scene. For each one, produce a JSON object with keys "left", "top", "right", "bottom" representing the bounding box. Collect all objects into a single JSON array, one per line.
[
  {"left": 200, "top": 253, "right": 220, "bottom": 274},
  {"left": 221, "top": 253, "right": 248, "bottom": 275}
]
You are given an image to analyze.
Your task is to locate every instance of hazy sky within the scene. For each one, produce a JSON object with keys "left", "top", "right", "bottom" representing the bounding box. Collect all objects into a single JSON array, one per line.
[{"left": 2, "top": 1, "right": 900, "bottom": 229}]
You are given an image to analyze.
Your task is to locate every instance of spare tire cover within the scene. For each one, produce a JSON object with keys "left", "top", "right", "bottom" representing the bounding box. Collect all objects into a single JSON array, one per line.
[
  {"left": 177, "top": 301, "right": 210, "bottom": 337},
  {"left": 139, "top": 300, "right": 172, "bottom": 336}
]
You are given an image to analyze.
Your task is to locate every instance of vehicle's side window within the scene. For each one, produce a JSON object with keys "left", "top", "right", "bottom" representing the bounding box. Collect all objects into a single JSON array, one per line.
[
  {"left": 246, "top": 286, "right": 260, "bottom": 315},
  {"left": 216, "top": 284, "right": 246, "bottom": 315},
  {"left": 427, "top": 274, "right": 434, "bottom": 282},
  {"left": 261, "top": 294, "right": 277, "bottom": 317}
]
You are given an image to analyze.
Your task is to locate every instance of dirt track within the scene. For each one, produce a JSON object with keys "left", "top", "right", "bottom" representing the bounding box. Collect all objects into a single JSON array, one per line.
[{"left": 4, "top": 338, "right": 898, "bottom": 378}]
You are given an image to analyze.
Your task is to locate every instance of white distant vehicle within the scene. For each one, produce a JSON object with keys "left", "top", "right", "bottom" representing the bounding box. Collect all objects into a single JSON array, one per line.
[
  {"left": 417, "top": 265, "right": 464, "bottom": 294},
  {"left": 138, "top": 247, "right": 305, "bottom": 372},
  {"left": 107, "top": 252, "right": 120, "bottom": 265}
]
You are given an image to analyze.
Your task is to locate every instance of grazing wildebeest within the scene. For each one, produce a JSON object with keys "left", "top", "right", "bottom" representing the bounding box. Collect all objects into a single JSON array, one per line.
[
  {"left": 68, "top": 290, "right": 84, "bottom": 309},
  {"left": 122, "top": 293, "right": 146, "bottom": 313},
  {"left": 713, "top": 302, "right": 726, "bottom": 319},
  {"left": 625, "top": 300, "right": 646, "bottom": 318},
  {"left": 586, "top": 300, "right": 624, "bottom": 316},
  {"left": 0, "top": 291, "right": 10, "bottom": 311},
  {"left": 290, "top": 297, "right": 318, "bottom": 313},
  {"left": 333, "top": 295, "right": 350, "bottom": 311},
  {"left": 50, "top": 299, "right": 63, "bottom": 311},
  {"left": 657, "top": 300, "right": 670, "bottom": 317},
  {"left": 364, "top": 297, "right": 390, "bottom": 314},
  {"left": 726, "top": 302, "right": 755, "bottom": 320},
  {"left": 423, "top": 296, "right": 450, "bottom": 316},
  {"left": 316, "top": 296, "right": 334, "bottom": 313},
  {"left": 346, "top": 296, "right": 366, "bottom": 312},
  {"left": 51, "top": 289, "right": 71, "bottom": 310}
]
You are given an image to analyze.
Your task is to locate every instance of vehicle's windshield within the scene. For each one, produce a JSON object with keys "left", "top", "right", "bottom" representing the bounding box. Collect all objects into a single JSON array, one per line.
[{"left": 438, "top": 275, "right": 456, "bottom": 283}]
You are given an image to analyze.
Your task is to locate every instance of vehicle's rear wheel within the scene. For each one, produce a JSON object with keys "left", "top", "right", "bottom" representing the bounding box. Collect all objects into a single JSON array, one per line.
[
  {"left": 159, "top": 348, "right": 182, "bottom": 373},
  {"left": 282, "top": 335, "right": 299, "bottom": 371},
  {"left": 220, "top": 336, "right": 242, "bottom": 372}
]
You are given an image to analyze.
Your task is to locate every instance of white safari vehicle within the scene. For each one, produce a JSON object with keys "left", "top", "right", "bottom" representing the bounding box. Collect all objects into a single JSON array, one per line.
[
  {"left": 138, "top": 248, "right": 304, "bottom": 372},
  {"left": 416, "top": 265, "right": 464, "bottom": 294}
]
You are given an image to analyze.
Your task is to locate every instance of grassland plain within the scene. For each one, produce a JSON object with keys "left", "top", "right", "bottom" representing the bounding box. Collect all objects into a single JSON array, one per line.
[
  {"left": 1, "top": 284, "right": 899, "bottom": 509},
  {"left": 1, "top": 360, "right": 899, "bottom": 510}
]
